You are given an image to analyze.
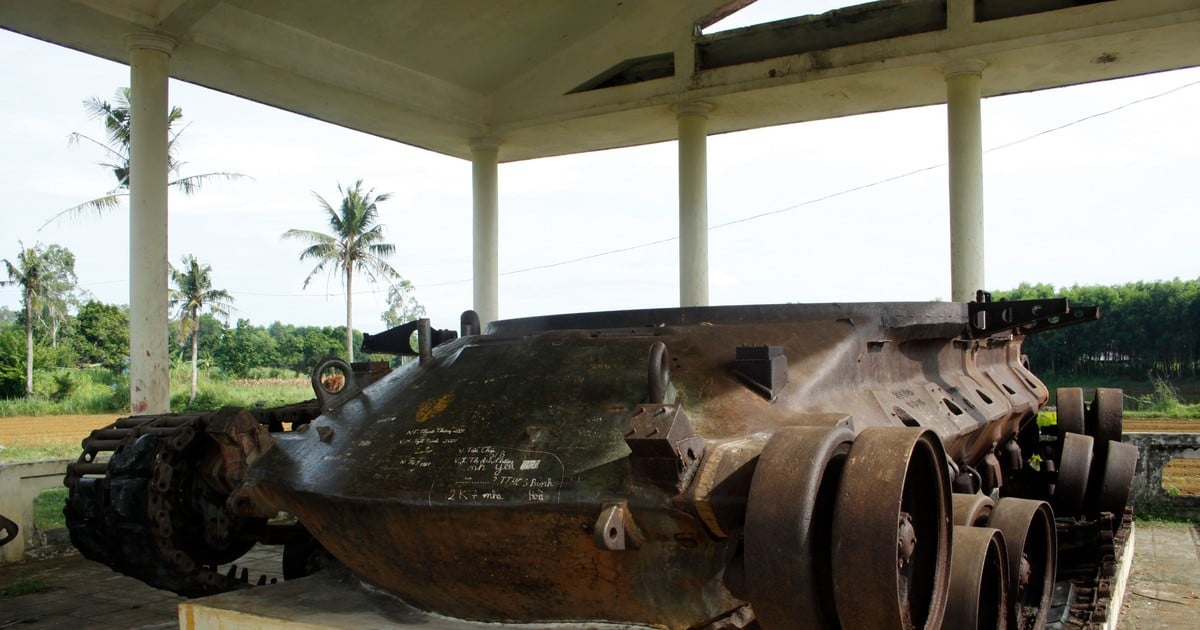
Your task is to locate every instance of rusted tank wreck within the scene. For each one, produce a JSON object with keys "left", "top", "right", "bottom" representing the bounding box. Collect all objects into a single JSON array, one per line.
[{"left": 64, "top": 294, "right": 1136, "bottom": 629}]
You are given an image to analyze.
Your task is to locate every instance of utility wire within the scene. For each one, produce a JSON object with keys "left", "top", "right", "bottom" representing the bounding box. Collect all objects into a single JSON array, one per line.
[
  {"left": 6, "top": 79, "right": 1197, "bottom": 301},
  {"left": 416, "top": 77, "right": 1200, "bottom": 290}
]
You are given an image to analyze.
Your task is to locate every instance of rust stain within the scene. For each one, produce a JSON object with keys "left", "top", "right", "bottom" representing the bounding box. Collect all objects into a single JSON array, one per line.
[{"left": 415, "top": 393, "right": 453, "bottom": 423}]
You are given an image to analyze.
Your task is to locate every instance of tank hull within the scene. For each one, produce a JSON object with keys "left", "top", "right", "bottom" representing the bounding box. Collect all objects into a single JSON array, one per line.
[
  {"left": 242, "top": 302, "right": 1037, "bottom": 626},
  {"left": 65, "top": 299, "right": 1136, "bottom": 629}
]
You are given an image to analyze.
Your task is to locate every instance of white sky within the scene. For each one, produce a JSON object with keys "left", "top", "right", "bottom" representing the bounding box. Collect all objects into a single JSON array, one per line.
[{"left": 2, "top": 4, "right": 1199, "bottom": 334}]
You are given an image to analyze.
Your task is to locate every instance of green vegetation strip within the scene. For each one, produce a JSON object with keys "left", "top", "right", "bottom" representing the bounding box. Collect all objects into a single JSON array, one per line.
[
  {"left": 0, "top": 369, "right": 314, "bottom": 417},
  {"left": 2, "top": 578, "right": 49, "bottom": 597},
  {"left": 34, "top": 487, "right": 68, "bottom": 530},
  {"left": 0, "top": 444, "right": 80, "bottom": 464}
]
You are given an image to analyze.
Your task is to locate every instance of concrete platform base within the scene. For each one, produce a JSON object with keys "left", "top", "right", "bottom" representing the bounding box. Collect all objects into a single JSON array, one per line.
[
  {"left": 179, "top": 528, "right": 1143, "bottom": 630},
  {"left": 179, "top": 569, "right": 652, "bottom": 629},
  {"left": 1106, "top": 523, "right": 1136, "bottom": 630},
  {"left": 8, "top": 522, "right": 1191, "bottom": 630},
  {"left": 1119, "top": 521, "right": 1200, "bottom": 629}
]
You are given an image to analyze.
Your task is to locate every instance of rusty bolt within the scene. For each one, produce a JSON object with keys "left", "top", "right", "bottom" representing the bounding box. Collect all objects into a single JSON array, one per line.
[
  {"left": 1018, "top": 552, "right": 1032, "bottom": 589},
  {"left": 897, "top": 512, "right": 917, "bottom": 569}
]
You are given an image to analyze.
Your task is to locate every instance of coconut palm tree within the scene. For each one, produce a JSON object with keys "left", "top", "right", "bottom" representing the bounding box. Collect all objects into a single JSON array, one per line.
[
  {"left": 40, "top": 88, "right": 246, "bottom": 227},
  {"left": 2, "top": 242, "right": 78, "bottom": 397},
  {"left": 282, "top": 179, "right": 399, "bottom": 361},
  {"left": 170, "top": 255, "right": 233, "bottom": 406}
]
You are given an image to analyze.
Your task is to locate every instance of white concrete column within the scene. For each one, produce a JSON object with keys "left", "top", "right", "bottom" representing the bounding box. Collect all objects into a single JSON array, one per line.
[
  {"left": 470, "top": 138, "right": 500, "bottom": 328},
  {"left": 676, "top": 102, "right": 713, "bottom": 307},
  {"left": 126, "top": 32, "right": 175, "bottom": 414},
  {"left": 947, "top": 0, "right": 976, "bottom": 30},
  {"left": 945, "top": 59, "right": 986, "bottom": 303}
]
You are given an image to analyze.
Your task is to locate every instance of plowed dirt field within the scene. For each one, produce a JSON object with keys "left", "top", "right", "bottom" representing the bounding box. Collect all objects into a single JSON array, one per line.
[
  {"left": 1122, "top": 418, "right": 1200, "bottom": 494},
  {"left": 1161, "top": 458, "right": 1200, "bottom": 496},
  {"left": 0, "top": 414, "right": 121, "bottom": 447},
  {"left": 1, "top": 415, "right": 1195, "bottom": 445},
  {"left": 1124, "top": 418, "right": 1200, "bottom": 433}
]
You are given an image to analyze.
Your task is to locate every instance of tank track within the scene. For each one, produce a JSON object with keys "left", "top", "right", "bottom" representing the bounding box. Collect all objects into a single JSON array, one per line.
[
  {"left": 64, "top": 402, "right": 319, "bottom": 597},
  {"left": 1049, "top": 510, "right": 1134, "bottom": 629}
]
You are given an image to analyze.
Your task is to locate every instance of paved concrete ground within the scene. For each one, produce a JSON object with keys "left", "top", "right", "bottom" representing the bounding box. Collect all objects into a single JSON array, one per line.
[
  {"left": 0, "top": 545, "right": 282, "bottom": 629},
  {"left": 1119, "top": 522, "right": 1200, "bottom": 629},
  {"left": 1, "top": 523, "right": 1196, "bottom": 629}
]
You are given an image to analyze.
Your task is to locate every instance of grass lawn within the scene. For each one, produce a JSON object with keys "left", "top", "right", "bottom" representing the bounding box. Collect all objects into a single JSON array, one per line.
[
  {"left": 34, "top": 487, "right": 67, "bottom": 530},
  {"left": 0, "top": 443, "right": 80, "bottom": 463}
]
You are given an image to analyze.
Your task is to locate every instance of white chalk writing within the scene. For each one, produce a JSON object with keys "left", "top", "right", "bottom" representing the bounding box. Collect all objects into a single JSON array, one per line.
[{"left": 430, "top": 445, "right": 563, "bottom": 505}]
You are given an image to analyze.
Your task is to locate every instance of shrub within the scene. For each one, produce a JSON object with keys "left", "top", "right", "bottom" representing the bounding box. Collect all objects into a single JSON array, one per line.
[
  {"left": 245, "top": 366, "right": 300, "bottom": 380},
  {"left": 46, "top": 371, "right": 75, "bottom": 402},
  {"left": 1135, "top": 376, "right": 1188, "bottom": 417},
  {"left": 0, "top": 324, "right": 26, "bottom": 398}
]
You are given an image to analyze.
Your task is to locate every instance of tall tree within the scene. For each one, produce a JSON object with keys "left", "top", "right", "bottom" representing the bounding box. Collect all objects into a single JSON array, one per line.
[
  {"left": 75, "top": 300, "right": 129, "bottom": 371},
  {"left": 381, "top": 279, "right": 427, "bottom": 329},
  {"left": 282, "top": 179, "right": 400, "bottom": 361},
  {"left": 35, "top": 245, "right": 82, "bottom": 347},
  {"left": 212, "top": 319, "right": 279, "bottom": 378},
  {"left": 2, "top": 242, "right": 78, "bottom": 396},
  {"left": 41, "top": 88, "right": 246, "bottom": 227},
  {"left": 170, "top": 255, "right": 234, "bottom": 406}
]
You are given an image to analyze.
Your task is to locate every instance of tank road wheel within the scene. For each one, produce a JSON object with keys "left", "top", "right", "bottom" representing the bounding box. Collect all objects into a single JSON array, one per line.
[
  {"left": 1055, "top": 387, "right": 1085, "bottom": 436},
  {"left": 1054, "top": 433, "right": 1094, "bottom": 516},
  {"left": 744, "top": 425, "right": 854, "bottom": 629},
  {"left": 987, "top": 498, "right": 1056, "bottom": 630},
  {"left": 945, "top": 526, "right": 1009, "bottom": 630},
  {"left": 1079, "top": 389, "right": 1131, "bottom": 521},
  {"left": 831, "top": 428, "right": 952, "bottom": 630},
  {"left": 1087, "top": 388, "right": 1124, "bottom": 445},
  {"left": 1092, "top": 440, "right": 1138, "bottom": 523},
  {"left": 952, "top": 493, "right": 996, "bottom": 528}
]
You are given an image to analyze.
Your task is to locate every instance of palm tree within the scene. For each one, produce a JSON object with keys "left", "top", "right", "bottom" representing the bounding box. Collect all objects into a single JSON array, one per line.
[
  {"left": 170, "top": 255, "right": 233, "bottom": 406},
  {"left": 2, "top": 243, "right": 77, "bottom": 397},
  {"left": 40, "top": 88, "right": 246, "bottom": 227},
  {"left": 282, "top": 180, "right": 400, "bottom": 361}
]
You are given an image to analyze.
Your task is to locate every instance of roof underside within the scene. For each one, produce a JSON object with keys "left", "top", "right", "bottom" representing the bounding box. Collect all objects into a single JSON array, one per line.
[{"left": 2, "top": 0, "right": 1198, "bottom": 162}]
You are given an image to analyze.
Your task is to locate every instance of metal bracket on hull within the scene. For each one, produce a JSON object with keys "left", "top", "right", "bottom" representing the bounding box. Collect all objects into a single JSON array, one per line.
[
  {"left": 625, "top": 403, "right": 706, "bottom": 493},
  {"left": 967, "top": 291, "right": 1097, "bottom": 338}
]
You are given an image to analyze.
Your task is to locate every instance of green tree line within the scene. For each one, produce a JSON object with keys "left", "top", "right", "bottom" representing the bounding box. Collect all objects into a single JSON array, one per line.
[
  {"left": 0, "top": 302, "right": 401, "bottom": 399},
  {"left": 7, "top": 277, "right": 1195, "bottom": 400},
  {"left": 996, "top": 279, "right": 1200, "bottom": 378}
]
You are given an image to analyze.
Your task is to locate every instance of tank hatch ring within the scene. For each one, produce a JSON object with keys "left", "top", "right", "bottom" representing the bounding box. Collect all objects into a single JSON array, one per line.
[{"left": 311, "top": 358, "right": 363, "bottom": 413}]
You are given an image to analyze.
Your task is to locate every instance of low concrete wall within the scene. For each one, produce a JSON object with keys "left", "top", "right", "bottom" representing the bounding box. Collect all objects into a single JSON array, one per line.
[
  {"left": 0, "top": 459, "right": 72, "bottom": 564},
  {"left": 1124, "top": 432, "right": 1200, "bottom": 518},
  {"left": 1, "top": 436, "right": 1194, "bottom": 563}
]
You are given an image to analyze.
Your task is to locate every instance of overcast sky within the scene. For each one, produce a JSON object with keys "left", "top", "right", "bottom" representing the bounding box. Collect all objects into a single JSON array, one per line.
[{"left": 2, "top": 4, "right": 1198, "bottom": 335}]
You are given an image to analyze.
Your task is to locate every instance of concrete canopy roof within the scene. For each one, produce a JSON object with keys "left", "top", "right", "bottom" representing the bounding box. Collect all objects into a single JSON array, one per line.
[{"left": 2, "top": 0, "right": 1199, "bottom": 163}]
